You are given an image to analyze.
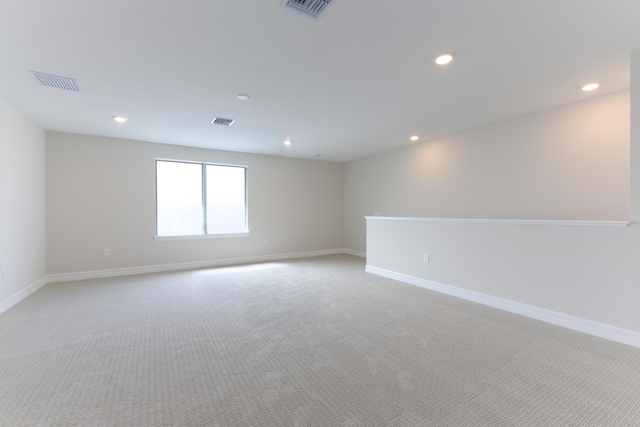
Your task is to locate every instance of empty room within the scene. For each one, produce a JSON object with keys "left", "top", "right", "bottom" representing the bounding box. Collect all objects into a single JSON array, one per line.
[{"left": 2, "top": 0, "right": 640, "bottom": 425}]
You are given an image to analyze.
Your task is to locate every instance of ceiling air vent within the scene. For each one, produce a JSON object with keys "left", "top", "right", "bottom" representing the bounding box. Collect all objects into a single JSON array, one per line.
[
  {"left": 211, "top": 117, "right": 235, "bottom": 126},
  {"left": 29, "top": 71, "right": 80, "bottom": 92},
  {"left": 280, "top": 0, "right": 333, "bottom": 20}
]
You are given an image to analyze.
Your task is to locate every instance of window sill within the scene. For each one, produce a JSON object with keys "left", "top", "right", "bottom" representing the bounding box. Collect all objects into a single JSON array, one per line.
[{"left": 155, "top": 232, "right": 249, "bottom": 241}]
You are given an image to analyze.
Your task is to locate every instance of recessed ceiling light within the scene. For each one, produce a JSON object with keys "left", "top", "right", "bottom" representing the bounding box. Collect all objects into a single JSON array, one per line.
[
  {"left": 284, "top": 139, "right": 292, "bottom": 146},
  {"left": 582, "top": 83, "right": 600, "bottom": 91},
  {"left": 410, "top": 135, "right": 419, "bottom": 141},
  {"left": 237, "top": 94, "right": 250, "bottom": 101},
  {"left": 113, "top": 116, "right": 128, "bottom": 123},
  {"left": 435, "top": 53, "right": 454, "bottom": 65}
]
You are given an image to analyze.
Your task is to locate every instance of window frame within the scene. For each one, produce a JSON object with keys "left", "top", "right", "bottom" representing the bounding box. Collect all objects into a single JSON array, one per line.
[{"left": 154, "top": 158, "right": 249, "bottom": 241}]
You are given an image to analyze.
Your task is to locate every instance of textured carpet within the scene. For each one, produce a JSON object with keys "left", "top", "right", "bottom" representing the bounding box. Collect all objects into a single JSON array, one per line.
[{"left": 1, "top": 254, "right": 640, "bottom": 426}]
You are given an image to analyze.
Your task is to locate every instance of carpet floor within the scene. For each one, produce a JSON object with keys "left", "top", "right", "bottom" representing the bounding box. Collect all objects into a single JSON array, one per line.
[{"left": 1, "top": 254, "right": 639, "bottom": 426}]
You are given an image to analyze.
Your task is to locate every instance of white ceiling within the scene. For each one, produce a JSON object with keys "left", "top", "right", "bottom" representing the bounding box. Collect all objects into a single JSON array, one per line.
[{"left": 1, "top": 0, "right": 640, "bottom": 162}]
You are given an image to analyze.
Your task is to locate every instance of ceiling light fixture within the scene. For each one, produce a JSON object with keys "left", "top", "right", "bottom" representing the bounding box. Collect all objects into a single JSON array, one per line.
[
  {"left": 581, "top": 83, "right": 600, "bottom": 91},
  {"left": 237, "top": 94, "right": 250, "bottom": 101},
  {"left": 435, "top": 53, "right": 454, "bottom": 65},
  {"left": 113, "top": 116, "right": 128, "bottom": 123},
  {"left": 410, "top": 135, "right": 419, "bottom": 141},
  {"left": 284, "top": 139, "right": 293, "bottom": 146}
]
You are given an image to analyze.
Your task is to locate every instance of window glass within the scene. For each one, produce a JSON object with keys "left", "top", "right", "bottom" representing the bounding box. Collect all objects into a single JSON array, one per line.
[
  {"left": 156, "top": 161, "right": 203, "bottom": 236},
  {"left": 156, "top": 160, "right": 247, "bottom": 237},
  {"left": 206, "top": 165, "right": 246, "bottom": 234}
]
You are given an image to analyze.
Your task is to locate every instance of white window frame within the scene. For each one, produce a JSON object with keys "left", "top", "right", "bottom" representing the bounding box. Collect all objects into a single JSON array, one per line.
[{"left": 155, "top": 159, "right": 249, "bottom": 241}]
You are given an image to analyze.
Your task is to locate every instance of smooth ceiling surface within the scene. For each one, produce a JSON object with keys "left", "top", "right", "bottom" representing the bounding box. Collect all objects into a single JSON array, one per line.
[{"left": 1, "top": 0, "right": 640, "bottom": 162}]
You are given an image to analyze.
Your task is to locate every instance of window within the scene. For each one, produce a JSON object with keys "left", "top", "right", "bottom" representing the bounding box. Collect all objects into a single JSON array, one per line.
[{"left": 156, "top": 160, "right": 247, "bottom": 238}]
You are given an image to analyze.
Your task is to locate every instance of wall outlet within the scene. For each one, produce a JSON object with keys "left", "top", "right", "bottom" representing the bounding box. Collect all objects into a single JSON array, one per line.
[
  {"left": 374, "top": 211, "right": 383, "bottom": 216},
  {"left": 423, "top": 254, "right": 429, "bottom": 263},
  {"left": 103, "top": 248, "right": 110, "bottom": 256},
  {"left": 263, "top": 239, "right": 268, "bottom": 245},
  {"left": 359, "top": 236, "right": 363, "bottom": 242},
  {"left": 1, "top": 268, "right": 6, "bottom": 280}
]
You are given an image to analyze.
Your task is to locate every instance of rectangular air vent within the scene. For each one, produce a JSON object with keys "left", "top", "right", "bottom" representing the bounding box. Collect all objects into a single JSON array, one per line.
[
  {"left": 211, "top": 117, "right": 235, "bottom": 126},
  {"left": 29, "top": 71, "right": 80, "bottom": 92},
  {"left": 280, "top": 0, "right": 333, "bottom": 20}
]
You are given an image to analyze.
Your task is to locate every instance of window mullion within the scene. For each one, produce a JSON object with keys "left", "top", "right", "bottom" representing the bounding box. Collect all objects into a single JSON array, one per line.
[{"left": 202, "top": 163, "right": 207, "bottom": 234}]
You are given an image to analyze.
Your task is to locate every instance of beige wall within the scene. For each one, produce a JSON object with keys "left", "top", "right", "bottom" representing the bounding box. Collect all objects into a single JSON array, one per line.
[
  {"left": 346, "top": 90, "right": 630, "bottom": 253},
  {"left": 47, "top": 132, "right": 344, "bottom": 274},
  {"left": 348, "top": 73, "right": 640, "bottom": 333},
  {"left": 366, "top": 219, "right": 640, "bottom": 332},
  {"left": 633, "top": 50, "right": 640, "bottom": 219},
  {"left": 0, "top": 96, "right": 47, "bottom": 302}
]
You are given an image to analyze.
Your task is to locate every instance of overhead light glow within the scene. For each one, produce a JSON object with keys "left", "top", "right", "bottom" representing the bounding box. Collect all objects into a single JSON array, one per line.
[
  {"left": 410, "top": 135, "right": 419, "bottom": 141},
  {"left": 237, "top": 94, "right": 250, "bottom": 101},
  {"left": 113, "top": 116, "right": 128, "bottom": 123},
  {"left": 435, "top": 53, "right": 454, "bottom": 65},
  {"left": 284, "top": 139, "right": 292, "bottom": 146},
  {"left": 581, "top": 83, "right": 600, "bottom": 91}
]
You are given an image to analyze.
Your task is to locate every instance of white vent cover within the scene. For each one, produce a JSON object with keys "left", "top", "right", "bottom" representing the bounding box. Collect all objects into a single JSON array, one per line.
[
  {"left": 29, "top": 71, "right": 80, "bottom": 91},
  {"left": 280, "top": 0, "right": 333, "bottom": 19},
  {"left": 211, "top": 117, "right": 235, "bottom": 126}
]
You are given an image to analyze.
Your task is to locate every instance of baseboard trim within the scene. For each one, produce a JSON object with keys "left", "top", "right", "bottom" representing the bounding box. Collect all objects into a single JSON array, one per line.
[
  {"left": 344, "top": 248, "right": 366, "bottom": 258},
  {"left": 0, "top": 276, "right": 48, "bottom": 315},
  {"left": 47, "top": 249, "right": 347, "bottom": 283},
  {"left": 366, "top": 265, "right": 640, "bottom": 349}
]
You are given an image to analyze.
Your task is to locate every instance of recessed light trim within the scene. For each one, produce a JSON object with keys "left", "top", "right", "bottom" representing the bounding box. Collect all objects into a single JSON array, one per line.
[
  {"left": 237, "top": 94, "right": 250, "bottom": 101},
  {"left": 582, "top": 82, "right": 600, "bottom": 91},
  {"left": 410, "top": 135, "right": 419, "bottom": 141},
  {"left": 113, "top": 116, "right": 128, "bottom": 123},
  {"left": 284, "top": 139, "right": 293, "bottom": 146},
  {"left": 435, "top": 53, "right": 454, "bottom": 65}
]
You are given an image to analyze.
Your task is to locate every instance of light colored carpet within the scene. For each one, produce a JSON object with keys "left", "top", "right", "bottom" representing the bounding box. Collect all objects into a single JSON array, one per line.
[{"left": 1, "top": 254, "right": 640, "bottom": 426}]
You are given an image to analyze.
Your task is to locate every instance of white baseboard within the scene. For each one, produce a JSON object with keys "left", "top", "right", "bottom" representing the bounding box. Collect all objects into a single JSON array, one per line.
[
  {"left": 47, "top": 249, "right": 347, "bottom": 283},
  {"left": 344, "top": 248, "right": 366, "bottom": 258},
  {"left": 366, "top": 265, "right": 640, "bottom": 349},
  {"left": 2, "top": 250, "right": 354, "bottom": 312},
  {"left": 0, "top": 276, "right": 48, "bottom": 315}
]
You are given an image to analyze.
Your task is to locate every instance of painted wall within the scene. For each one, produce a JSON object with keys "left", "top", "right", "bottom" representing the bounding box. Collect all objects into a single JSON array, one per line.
[
  {"left": 346, "top": 76, "right": 640, "bottom": 334},
  {"left": 47, "top": 132, "right": 344, "bottom": 274},
  {"left": 345, "top": 90, "right": 630, "bottom": 253},
  {"left": 0, "top": 96, "right": 47, "bottom": 303}
]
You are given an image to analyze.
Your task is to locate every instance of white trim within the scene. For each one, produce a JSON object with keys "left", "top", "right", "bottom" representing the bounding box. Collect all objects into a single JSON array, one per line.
[
  {"left": 344, "top": 248, "right": 366, "bottom": 258},
  {"left": 366, "top": 265, "right": 640, "bottom": 349},
  {"left": 364, "top": 216, "right": 630, "bottom": 228},
  {"left": 0, "top": 276, "right": 48, "bottom": 315},
  {"left": 47, "top": 249, "right": 345, "bottom": 283},
  {"left": 156, "top": 157, "right": 247, "bottom": 169},
  {"left": 155, "top": 232, "right": 249, "bottom": 241}
]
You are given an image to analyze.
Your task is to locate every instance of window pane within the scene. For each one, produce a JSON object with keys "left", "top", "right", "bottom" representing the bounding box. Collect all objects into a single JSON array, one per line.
[
  {"left": 157, "top": 161, "right": 203, "bottom": 236},
  {"left": 206, "top": 165, "right": 246, "bottom": 234}
]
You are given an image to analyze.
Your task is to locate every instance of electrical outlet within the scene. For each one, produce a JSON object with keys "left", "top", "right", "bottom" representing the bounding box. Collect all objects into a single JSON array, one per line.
[
  {"left": 423, "top": 254, "right": 429, "bottom": 263},
  {"left": 263, "top": 239, "right": 268, "bottom": 245},
  {"left": 1, "top": 268, "right": 6, "bottom": 280},
  {"left": 103, "top": 248, "right": 110, "bottom": 256}
]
